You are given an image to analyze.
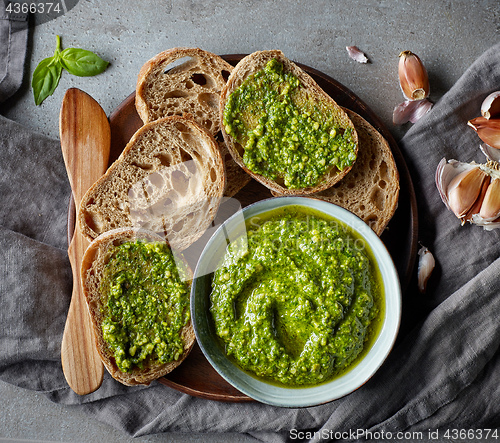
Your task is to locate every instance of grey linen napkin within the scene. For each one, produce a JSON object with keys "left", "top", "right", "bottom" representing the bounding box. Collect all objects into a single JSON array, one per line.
[
  {"left": 0, "top": 1, "right": 28, "bottom": 103},
  {"left": 1, "top": 35, "right": 500, "bottom": 442}
]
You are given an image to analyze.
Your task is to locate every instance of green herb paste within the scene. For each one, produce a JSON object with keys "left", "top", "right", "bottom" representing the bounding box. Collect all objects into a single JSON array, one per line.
[
  {"left": 210, "top": 207, "right": 383, "bottom": 386},
  {"left": 100, "top": 241, "right": 190, "bottom": 373},
  {"left": 223, "top": 58, "right": 357, "bottom": 189}
]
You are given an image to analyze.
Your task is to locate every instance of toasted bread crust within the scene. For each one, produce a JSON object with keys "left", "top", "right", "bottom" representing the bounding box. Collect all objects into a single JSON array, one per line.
[
  {"left": 78, "top": 115, "right": 225, "bottom": 251},
  {"left": 135, "top": 47, "right": 250, "bottom": 197},
  {"left": 81, "top": 227, "right": 195, "bottom": 386},
  {"left": 219, "top": 50, "right": 358, "bottom": 195}
]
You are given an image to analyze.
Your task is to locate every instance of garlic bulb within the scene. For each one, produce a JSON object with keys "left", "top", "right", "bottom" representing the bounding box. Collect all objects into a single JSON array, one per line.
[
  {"left": 398, "top": 50, "right": 430, "bottom": 101},
  {"left": 481, "top": 91, "right": 500, "bottom": 120},
  {"left": 436, "top": 158, "right": 500, "bottom": 230},
  {"left": 417, "top": 246, "right": 435, "bottom": 293}
]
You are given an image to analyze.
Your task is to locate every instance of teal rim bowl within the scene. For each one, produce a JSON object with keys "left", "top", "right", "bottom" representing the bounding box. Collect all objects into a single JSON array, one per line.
[{"left": 190, "top": 196, "right": 401, "bottom": 407}]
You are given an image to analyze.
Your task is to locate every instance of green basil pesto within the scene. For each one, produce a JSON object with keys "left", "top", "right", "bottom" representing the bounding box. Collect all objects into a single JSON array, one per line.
[
  {"left": 100, "top": 240, "right": 190, "bottom": 373},
  {"left": 210, "top": 207, "right": 383, "bottom": 386},
  {"left": 223, "top": 58, "right": 357, "bottom": 189}
]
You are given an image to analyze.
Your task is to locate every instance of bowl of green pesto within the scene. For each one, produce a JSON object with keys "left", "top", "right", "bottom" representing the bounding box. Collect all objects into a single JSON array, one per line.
[{"left": 191, "top": 197, "right": 401, "bottom": 407}]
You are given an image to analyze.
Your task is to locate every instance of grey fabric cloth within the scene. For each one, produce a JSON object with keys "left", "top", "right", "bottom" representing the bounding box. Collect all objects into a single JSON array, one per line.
[
  {"left": 1, "top": 21, "right": 500, "bottom": 441},
  {"left": 0, "top": 1, "right": 28, "bottom": 103}
]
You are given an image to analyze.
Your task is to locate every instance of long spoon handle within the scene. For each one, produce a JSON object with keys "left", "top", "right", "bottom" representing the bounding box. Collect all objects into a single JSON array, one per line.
[
  {"left": 59, "top": 88, "right": 110, "bottom": 395},
  {"left": 61, "top": 226, "right": 104, "bottom": 394}
]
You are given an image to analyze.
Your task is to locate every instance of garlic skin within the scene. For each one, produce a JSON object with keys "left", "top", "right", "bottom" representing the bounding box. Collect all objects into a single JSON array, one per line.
[
  {"left": 481, "top": 91, "right": 500, "bottom": 120},
  {"left": 436, "top": 158, "right": 500, "bottom": 229},
  {"left": 346, "top": 46, "right": 369, "bottom": 63},
  {"left": 480, "top": 142, "right": 500, "bottom": 163},
  {"left": 418, "top": 246, "right": 435, "bottom": 293},
  {"left": 398, "top": 50, "right": 430, "bottom": 101},
  {"left": 393, "top": 99, "right": 433, "bottom": 125},
  {"left": 468, "top": 117, "right": 500, "bottom": 149}
]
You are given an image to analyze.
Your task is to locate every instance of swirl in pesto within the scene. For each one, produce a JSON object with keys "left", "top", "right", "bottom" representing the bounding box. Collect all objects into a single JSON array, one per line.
[{"left": 210, "top": 208, "right": 383, "bottom": 386}]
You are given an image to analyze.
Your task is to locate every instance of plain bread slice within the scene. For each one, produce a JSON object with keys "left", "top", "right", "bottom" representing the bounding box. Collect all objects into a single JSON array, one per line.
[
  {"left": 78, "top": 115, "right": 225, "bottom": 251},
  {"left": 135, "top": 47, "right": 250, "bottom": 197}
]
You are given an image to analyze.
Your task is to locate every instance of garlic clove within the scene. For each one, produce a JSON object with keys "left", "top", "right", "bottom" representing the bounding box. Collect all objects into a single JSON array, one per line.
[
  {"left": 398, "top": 50, "right": 430, "bottom": 101},
  {"left": 435, "top": 158, "right": 477, "bottom": 212},
  {"left": 418, "top": 245, "right": 435, "bottom": 293},
  {"left": 464, "top": 174, "right": 491, "bottom": 221},
  {"left": 468, "top": 117, "right": 500, "bottom": 149},
  {"left": 479, "top": 177, "right": 500, "bottom": 221},
  {"left": 436, "top": 158, "right": 500, "bottom": 230},
  {"left": 393, "top": 99, "right": 433, "bottom": 125},
  {"left": 346, "top": 46, "right": 369, "bottom": 63},
  {"left": 481, "top": 91, "right": 500, "bottom": 120},
  {"left": 447, "top": 167, "right": 488, "bottom": 218},
  {"left": 435, "top": 158, "right": 451, "bottom": 210}
]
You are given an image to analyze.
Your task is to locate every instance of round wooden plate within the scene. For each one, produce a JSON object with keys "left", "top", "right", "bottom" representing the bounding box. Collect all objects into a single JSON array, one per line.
[{"left": 68, "top": 54, "right": 418, "bottom": 402}]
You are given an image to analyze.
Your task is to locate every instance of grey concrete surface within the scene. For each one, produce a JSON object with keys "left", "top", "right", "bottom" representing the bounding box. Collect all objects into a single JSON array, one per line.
[
  {"left": 0, "top": 379, "right": 257, "bottom": 443},
  {"left": 0, "top": 0, "right": 499, "bottom": 441}
]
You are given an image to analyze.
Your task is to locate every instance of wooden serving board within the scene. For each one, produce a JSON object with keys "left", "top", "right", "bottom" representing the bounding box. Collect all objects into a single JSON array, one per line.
[{"left": 68, "top": 55, "right": 418, "bottom": 402}]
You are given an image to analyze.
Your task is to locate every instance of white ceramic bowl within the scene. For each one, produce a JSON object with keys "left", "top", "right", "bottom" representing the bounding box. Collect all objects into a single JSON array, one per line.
[{"left": 191, "top": 196, "right": 401, "bottom": 407}]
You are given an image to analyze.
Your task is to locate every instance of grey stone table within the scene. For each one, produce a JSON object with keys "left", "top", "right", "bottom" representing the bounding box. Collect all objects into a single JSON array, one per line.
[{"left": 0, "top": 0, "right": 498, "bottom": 441}]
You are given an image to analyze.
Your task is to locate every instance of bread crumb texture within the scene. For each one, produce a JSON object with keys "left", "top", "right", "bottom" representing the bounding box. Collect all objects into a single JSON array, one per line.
[
  {"left": 135, "top": 47, "right": 250, "bottom": 196},
  {"left": 79, "top": 116, "right": 225, "bottom": 251}
]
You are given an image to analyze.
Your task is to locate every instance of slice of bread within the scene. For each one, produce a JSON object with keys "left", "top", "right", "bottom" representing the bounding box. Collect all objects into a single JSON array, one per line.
[
  {"left": 80, "top": 227, "right": 195, "bottom": 386},
  {"left": 135, "top": 47, "right": 250, "bottom": 197},
  {"left": 219, "top": 50, "right": 358, "bottom": 195},
  {"left": 303, "top": 110, "right": 399, "bottom": 235},
  {"left": 78, "top": 115, "right": 225, "bottom": 251}
]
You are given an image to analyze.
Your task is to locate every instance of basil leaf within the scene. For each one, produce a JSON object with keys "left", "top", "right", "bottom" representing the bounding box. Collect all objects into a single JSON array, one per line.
[
  {"left": 60, "top": 48, "right": 109, "bottom": 77},
  {"left": 30, "top": 35, "right": 109, "bottom": 105},
  {"left": 31, "top": 56, "right": 63, "bottom": 106}
]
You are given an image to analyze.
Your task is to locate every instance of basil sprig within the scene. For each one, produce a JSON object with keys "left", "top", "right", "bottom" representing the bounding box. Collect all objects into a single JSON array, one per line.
[{"left": 31, "top": 36, "right": 109, "bottom": 105}]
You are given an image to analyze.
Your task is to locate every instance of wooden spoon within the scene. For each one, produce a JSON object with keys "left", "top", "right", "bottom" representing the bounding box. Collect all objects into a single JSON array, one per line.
[{"left": 59, "top": 88, "right": 110, "bottom": 395}]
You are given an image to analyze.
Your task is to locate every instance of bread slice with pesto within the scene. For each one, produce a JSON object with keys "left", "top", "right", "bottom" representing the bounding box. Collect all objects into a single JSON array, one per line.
[
  {"left": 272, "top": 109, "right": 400, "bottom": 235},
  {"left": 81, "top": 227, "right": 195, "bottom": 386},
  {"left": 135, "top": 47, "right": 251, "bottom": 197},
  {"left": 219, "top": 50, "right": 359, "bottom": 195},
  {"left": 315, "top": 110, "right": 399, "bottom": 235},
  {"left": 78, "top": 115, "right": 225, "bottom": 251}
]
